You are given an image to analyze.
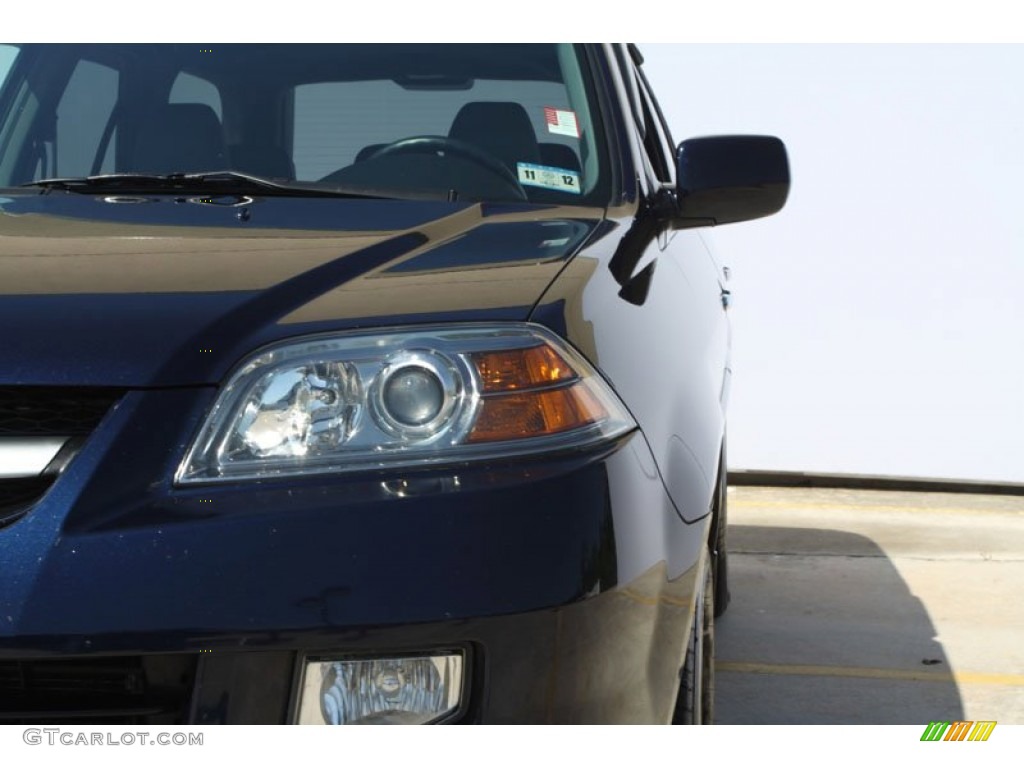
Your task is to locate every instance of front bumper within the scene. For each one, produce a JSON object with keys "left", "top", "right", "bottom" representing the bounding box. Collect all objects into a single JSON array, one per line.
[{"left": 0, "top": 388, "right": 707, "bottom": 723}]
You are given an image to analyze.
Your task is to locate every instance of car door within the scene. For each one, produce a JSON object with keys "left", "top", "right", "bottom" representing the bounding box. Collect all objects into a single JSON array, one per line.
[{"left": 618, "top": 46, "right": 730, "bottom": 525}]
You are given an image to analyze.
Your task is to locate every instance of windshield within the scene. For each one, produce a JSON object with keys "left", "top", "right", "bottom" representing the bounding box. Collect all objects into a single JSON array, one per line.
[{"left": 0, "top": 44, "right": 609, "bottom": 205}]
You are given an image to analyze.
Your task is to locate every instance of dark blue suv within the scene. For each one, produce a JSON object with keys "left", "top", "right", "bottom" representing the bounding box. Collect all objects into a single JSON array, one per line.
[{"left": 0, "top": 44, "right": 788, "bottom": 724}]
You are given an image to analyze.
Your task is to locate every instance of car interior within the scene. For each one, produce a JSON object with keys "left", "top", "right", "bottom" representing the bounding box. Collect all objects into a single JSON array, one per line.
[{"left": 1, "top": 44, "right": 601, "bottom": 204}]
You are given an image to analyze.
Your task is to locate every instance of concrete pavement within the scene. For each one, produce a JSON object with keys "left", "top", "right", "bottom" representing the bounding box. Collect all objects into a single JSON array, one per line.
[{"left": 715, "top": 486, "right": 1024, "bottom": 724}]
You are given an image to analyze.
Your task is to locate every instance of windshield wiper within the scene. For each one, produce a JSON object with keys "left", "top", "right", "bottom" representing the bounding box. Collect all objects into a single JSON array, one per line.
[{"left": 21, "top": 171, "right": 445, "bottom": 200}]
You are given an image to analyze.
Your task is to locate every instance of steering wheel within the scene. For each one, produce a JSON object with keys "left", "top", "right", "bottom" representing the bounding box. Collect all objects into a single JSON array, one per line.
[{"left": 366, "top": 136, "right": 527, "bottom": 201}]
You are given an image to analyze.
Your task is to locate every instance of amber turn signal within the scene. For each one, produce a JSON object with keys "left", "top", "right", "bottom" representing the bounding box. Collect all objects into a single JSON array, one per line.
[
  {"left": 470, "top": 345, "right": 575, "bottom": 393},
  {"left": 468, "top": 382, "right": 608, "bottom": 443}
]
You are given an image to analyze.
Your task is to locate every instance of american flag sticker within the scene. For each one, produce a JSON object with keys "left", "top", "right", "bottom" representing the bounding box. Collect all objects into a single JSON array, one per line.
[{"left": 544, "top": 107, "right": 580, "bottom": 138}]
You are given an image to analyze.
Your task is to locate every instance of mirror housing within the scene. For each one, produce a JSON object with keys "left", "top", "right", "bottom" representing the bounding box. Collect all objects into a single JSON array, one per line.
[{"left": 671, "top": 135, "right": 790, "bottom": 229}]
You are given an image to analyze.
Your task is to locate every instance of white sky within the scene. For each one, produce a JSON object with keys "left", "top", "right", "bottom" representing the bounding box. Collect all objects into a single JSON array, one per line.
[{"left": 641, "top": 44, "right": 1024, "bottom": 482}]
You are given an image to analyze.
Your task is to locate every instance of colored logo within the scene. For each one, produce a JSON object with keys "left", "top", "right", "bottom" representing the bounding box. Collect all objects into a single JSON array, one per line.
[{"left": 921, "top": 721, "right": 997, "bottom": 741}]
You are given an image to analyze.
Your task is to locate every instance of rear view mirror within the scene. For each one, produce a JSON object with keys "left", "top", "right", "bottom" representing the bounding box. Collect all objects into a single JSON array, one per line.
[{"left": 672, "top": 135, "right": 790, "bottom": 228}]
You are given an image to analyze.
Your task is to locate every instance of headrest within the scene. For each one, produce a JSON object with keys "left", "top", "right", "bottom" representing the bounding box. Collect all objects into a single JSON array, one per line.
[
  {"left": 133, "top": 104, "right": 226, "bottom": 175},
  {"left": 449, "top": 102, "right": 541, "bottom": 170}
]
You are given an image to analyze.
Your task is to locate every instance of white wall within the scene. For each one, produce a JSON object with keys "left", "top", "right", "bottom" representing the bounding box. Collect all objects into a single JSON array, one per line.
[{"left": 641, "top": 45, "right": 1024, "bottom": 483}]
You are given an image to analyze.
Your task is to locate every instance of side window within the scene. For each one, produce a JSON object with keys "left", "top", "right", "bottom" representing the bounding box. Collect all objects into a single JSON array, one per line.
[
  {"left": 637, "top": 67, "right": 676, "bottom": 182},
  {"left": 55, "top": 59, "right": 118, "bottom": 177},
  {"left": 0, "top": 46, "right": 42, "bottom": 185},
  {"left": 614, "top": 45, "right": 675, "bottom": 187},
  {"left": 0, "top": 45, "right": 18, "bottom": 90},
  {"left": 634, "top": 69, "right": 675, "bottom": 185},
  {"left": 613, "top": 45, "right": 645, "bottom": 139},
  {"left": 170, "top": 72, "right": 222, "bottom": 120}
]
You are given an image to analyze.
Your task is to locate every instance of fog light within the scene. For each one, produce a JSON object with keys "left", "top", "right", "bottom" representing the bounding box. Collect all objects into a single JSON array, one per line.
[{"left": 296, "top": 654, "right": 463, "bottom": 725}]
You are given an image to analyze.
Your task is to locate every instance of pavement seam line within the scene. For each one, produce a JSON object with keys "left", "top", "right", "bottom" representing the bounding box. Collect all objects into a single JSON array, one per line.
[
  {"left": 717, "top": 660, "right": 1024, "bottom": 687},
  {"left": 731, "top": 500, "right": 1024, "bottom": 516},
  {"left": 732, "top": 550, "right": 1024, "bottom": 563}
]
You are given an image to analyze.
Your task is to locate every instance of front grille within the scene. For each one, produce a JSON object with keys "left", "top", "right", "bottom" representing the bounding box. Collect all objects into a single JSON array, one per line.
[
  {"left": 0, "top": 655, "right": 198, "bottom": 724},
  {"left": 0, "top": 387, "right": 123, "bottom": 437},
  {"left": 0, "top": 387, "right": 123, "bottom": 529}
]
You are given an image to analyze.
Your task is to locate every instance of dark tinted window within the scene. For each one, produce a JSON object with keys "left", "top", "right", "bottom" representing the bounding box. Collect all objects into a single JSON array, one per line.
[
  {"left": 55, "top": 59, "right": 118, "bottom": 177},
  {"left": 0, "top": 44, "right": 609, "bottom": 206},
  {"left": 0, "top": 45, "right": 16, "bottom": 87}
]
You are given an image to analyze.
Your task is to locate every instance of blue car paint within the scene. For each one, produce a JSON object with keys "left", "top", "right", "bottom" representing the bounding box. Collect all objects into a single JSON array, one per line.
[{"left": 0, "top": 43, "right": 760, "bottom": 723}]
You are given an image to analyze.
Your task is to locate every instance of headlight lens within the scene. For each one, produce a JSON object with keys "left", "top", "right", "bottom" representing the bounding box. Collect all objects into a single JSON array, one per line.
[
  {"left": 372, "top": 351, "right": 460, "bottom": 437},
  {"left": 176, "top": 324, "right": 634, "bottom": 484}
]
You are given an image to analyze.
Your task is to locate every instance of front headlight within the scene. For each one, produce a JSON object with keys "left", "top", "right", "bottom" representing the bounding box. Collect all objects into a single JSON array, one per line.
[{"left": 176, "top": 324, "right": 635, "bottom": 483}]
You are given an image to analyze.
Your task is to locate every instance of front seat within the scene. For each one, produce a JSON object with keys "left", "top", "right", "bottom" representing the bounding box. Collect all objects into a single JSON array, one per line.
[
  {"left": 448, "top": 102, "right": 541, "bottom": 173},
  {"left": 539, "top": 142, "right": 581, "bottom": 172},
  {"left": 132, "top": 103, "right": 227, "bottom": 175}
]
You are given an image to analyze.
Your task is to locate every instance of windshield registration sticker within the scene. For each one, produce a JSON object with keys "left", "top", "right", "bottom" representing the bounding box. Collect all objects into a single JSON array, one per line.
[{"left": 517, "top": 163, "right": 581, "bottom": 195}]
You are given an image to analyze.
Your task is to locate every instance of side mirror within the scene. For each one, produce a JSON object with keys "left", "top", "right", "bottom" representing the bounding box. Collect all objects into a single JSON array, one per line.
[{"left": 672, "top": 135, "right": 790, "bottom": 228}]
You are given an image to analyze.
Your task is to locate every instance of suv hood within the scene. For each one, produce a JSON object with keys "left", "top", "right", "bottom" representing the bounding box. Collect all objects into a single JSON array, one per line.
[{"left": 0, "top": 192, "right": 604, "bottom": 387}]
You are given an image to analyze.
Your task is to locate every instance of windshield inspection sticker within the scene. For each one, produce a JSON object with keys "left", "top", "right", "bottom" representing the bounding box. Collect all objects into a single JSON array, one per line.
[
  {"left": 517, "top": 163, "right": 582, "bottom": 194},
  {"left": 544, "top": 107, "right": 580, "bottom": 138}
]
